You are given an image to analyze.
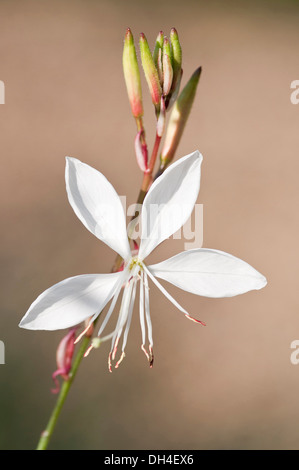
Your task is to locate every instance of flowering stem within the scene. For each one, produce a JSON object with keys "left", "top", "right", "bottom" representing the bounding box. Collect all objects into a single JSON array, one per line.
[
  {"left": 141, "top": 132, "right": 161, "bottom": 192},
  {"left": 36, "top": 81, "right": 166, "bottom": 451},
  {"left": 36, "top": 335, "right": 91, "bottom": 450},
  {"left": 35, "top": 132, "right": 166, "bottom": 450}
]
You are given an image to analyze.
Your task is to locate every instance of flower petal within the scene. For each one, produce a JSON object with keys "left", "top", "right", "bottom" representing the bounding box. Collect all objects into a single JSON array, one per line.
[
  {"left": 138, "top": 150, "right": 203, "bottom": 260},
  {"left": 65, "top": 157, "right": 131, "bottom": 260},
  {"left": 149, "top": 248, "right": 267, "bottom": 297},
  {"left": 19, "top": 272, "right": 123, "bottom": 330}
]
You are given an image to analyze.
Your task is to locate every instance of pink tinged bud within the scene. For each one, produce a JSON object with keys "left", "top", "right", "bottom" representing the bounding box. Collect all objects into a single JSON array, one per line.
[
  {"left": 156, "top": 47, "right": 163, "bottom": 86},
  {"left": 162, "top": 37, "right": 172, "bottom": 94},
  {"left": 163, "top": 36, "right": 172, "bottom": 63},
  {"left": 123, "top": 28, "right": 143, "bottom": 118},
  {"left": 162, "top": 52, "right": 173, "bottom": 96},
  {"left": 156, "top": 96, "right": 166, "bottom": 137},
  {"left": 51, "top": 328, "right": 76, "bottom": 394},
  {"left": 135, "top": 130, "right": 149, "bottom": 172},
  {"left": 160, "top": 66, "right": 202, "bottom": 167},
  {"left": 139, "top": 33, "right": 162, "bottom": 110}
]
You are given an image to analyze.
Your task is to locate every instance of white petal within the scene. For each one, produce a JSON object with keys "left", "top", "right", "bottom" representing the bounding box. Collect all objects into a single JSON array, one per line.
[
  {"left": 149, "top": 248, "right": 267, "bottom": 298},
  {"left": 19, "top": 272, "right": 123, "bottom": 330},
  {"left": 138, "top": 150, "right": 203, "bottom": 260},
  {"left": 65, "top": 157, "right": 131, "bottom": 260}
]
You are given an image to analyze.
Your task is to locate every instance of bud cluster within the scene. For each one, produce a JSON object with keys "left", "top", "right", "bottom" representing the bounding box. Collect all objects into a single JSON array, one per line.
[{"left": 123, "top": 27, "right": 201, "bottom": 179}]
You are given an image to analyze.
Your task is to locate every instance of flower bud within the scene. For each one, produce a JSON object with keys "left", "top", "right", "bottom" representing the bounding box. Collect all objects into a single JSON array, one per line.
[
  {"left": 170, "top": 27, "right": 182, "bottom": 90},
  {"left": 162, "top": 51, "right": 173, "bottom": 96},
  {"left": 153, "top": 32, "right": 164, "bottom": 86},
  {"left": 163, "top": 36, "right": 172, "bottom": 64},
  {"left": 52, "top": 328, "right": 76, "bottom": 393},
  {"left": 165, "top": 28, "right": 182, "bottom": 108},
  {"left": 156, "top": 48, "right": 163, "bottom": 86},
  {"left": 139, "top": 33, "right": 162, "bottom": 110},
  {"left": 160, "top": 66, "right": 202, "bottom": 167},
  {"left": 123, "top": 28, "right": 143, "bottom": 118},
  {"left": 153, "top": 31, "right": 164, "bottom": 68}
]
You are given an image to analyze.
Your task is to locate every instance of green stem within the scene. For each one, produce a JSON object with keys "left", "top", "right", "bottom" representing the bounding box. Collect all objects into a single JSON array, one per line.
[
  {"left": 36, "top": 86, "right": 172, "bottom": 451},
  {"left": 36, "top": 335, "right": 91, "bottom": 450}
]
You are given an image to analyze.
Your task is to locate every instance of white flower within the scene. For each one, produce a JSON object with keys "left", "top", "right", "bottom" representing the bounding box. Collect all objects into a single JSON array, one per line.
[{"left": 19, "top": 151, "right": 267, "bottom": 370}]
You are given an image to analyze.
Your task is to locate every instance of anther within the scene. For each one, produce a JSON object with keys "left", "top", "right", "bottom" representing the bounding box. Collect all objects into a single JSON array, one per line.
[
  {"left": 141, "top": 344, "right": 150, "bottom": 361},
  {"left": 74, "top": 322, "right": 93, "bottom": 344},
  {"left": 112, "top": 337, "right": 120, "bottom": 361},
  {"left": 149, "top": 345, "right": 154, "bottom": 368},
  {"left": 185, "top": 314, "right": 206, "bottom": 326},
  {"left": 84, "top": 344, "right": 94, "bottom": 357},
  {"left": 108, "top": 352, "right": 113, "bottom": 373},
  {"left": 115, "top": 351, "right": 126, "bottom": 369}
]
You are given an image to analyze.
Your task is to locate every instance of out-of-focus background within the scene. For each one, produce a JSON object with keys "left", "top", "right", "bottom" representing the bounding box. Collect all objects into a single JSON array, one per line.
[{"left": 1, "top": 0, "right": 299, "bottom": 450}]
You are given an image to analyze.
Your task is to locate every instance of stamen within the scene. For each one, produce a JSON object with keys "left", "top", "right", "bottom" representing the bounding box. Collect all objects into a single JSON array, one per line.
[
  {"left": 149, "top": 345, "right": 154, "bottom": 368},
  {"left": 84, "top": 344, "right": 94, "bottom": 357},
  {"left": 143, "top": 264, "right": 206, "bottom": 327},
  {"left": 121, "top": 280, "right": 137, "bottom": 352},
  {"left": 97, "top": 269, "right": 128, "bottom": 338},
  {"left": 115, "top": 351, "right": 126, "bottom": 368},
  {"left": 112, "top": 337, "right": 120, "bottom": 361},
  {"left": 110, "top": 279, "right": 133, "bottom": 352},
  {"left": 141, "top": 344, "right": 150, "bottom": 361},
  {"left": 139, "top": 272, "right": 146, "bottom": 346},
  {"left": 144, "top": 272, "right": 153, "bottom": 347},
  {"left": 74, "top": 322, "right": 94, "bottom": 344},
  {"left": 108, "top": 352, "right": 112, "bottom": 373},
  {"left": 185, "top": 314, "right": 206, "bottom": 326},
  {"left": 141, "top": 344, "right": 154, "bottom": 368}
]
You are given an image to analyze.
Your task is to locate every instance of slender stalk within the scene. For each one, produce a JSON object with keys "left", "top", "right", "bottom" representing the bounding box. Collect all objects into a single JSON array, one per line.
[
  {"left": 36, "top": 335, "right": 90, "bottom": 450},
  {"left": 141, "top": 132, "right": 161, "bottom": 192},
  {"left": 36, "top": 79, "right": 169, "bottom": 451},
  {"left": 36, "top": 128, "right": 166, "bottom": 450},
  {"left": 36, "top": 149, "right": 169, "bottom": 450}
]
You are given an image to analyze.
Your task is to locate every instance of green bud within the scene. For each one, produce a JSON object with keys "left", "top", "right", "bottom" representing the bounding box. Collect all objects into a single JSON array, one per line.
[
  {"left": 153, "top": 31, "right": 164, "bottom": 66},
  {"left": 165, "top": 28, "right": 182, "bottom": 108},
  {"left": 162, "top": 52, "right": 173, "bottom": 96},
  {"left": 139, "top": 33, "right": 162, "bottom": 110},
  {"left": 162, "top": 37, "right": 173, "bottom": 96},
  {"left": 163, "top": 37, "right": 172, "bottom": 64},
  {"left": 153, "top": 31, "right": 164, "bottom": 86},
  {"left": 160, "top": 66, "right": 202, "bottom": 167},
  {"left": 123, "top": 28, "right": 143, "bottom": 118},
  {"left": 170, "top": 28, "right": 182, "bottom": 87}
]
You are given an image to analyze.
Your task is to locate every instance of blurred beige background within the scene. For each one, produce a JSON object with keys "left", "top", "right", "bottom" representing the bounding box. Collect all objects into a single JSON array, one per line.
[{"left": 1, "top": 0, "right": 299, "bottom": 450}]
